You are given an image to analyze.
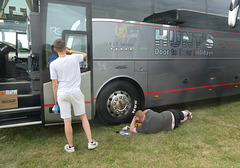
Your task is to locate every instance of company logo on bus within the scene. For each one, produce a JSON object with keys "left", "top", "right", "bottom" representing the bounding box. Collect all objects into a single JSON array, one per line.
[
  {"left": 115, "top": 26, "right": 127, "bottom": 37},
  {"left": 154, "top": 28, "right": 214, "bottom": 57}
]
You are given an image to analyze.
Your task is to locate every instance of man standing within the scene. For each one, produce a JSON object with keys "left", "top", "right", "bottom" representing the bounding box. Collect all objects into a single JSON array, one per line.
[
  {"left": 50, "top": 39, "right": 98, "bottom": 152},
  {"left": 130, "top": 109, "right": 192, "bottom": 134}
]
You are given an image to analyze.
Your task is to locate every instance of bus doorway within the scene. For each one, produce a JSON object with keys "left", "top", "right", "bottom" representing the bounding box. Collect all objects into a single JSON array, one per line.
[
  {"left": 40, "top": 0, "right": 93, "bottom": 125},
  {"left": 0, "top": 0, "right": 41, "bottom": 128}
]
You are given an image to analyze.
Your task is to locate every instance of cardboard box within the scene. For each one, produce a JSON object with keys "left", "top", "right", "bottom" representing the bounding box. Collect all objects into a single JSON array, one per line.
[{"left": 0, "top": 90, "right": 18, "bottom": 110}]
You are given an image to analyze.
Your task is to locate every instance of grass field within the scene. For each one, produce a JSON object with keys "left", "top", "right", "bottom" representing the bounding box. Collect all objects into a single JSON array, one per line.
[{"left": 1, "top": 96, "right": 240, "bottom": 168}]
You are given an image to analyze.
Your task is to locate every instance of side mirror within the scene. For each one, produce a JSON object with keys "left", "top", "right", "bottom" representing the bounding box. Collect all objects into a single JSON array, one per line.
[{"left": 228, "top": 0, "right": 240, "bottom": 28}]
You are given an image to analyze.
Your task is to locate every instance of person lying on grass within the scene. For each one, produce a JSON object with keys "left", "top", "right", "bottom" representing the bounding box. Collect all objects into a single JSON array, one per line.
[{"left": 130, "top": 109, "right": 192, "bottom": 134}]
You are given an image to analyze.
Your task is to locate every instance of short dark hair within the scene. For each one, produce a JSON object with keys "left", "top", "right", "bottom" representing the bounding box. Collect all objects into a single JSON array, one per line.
[{"left": 54, "top": 39, "right": 65, "bottom": 52}]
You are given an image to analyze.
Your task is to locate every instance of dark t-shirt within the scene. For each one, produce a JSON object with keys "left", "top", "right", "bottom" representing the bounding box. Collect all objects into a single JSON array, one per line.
[{"left": 136, "top": 110, "right": 172, "bottom": 134}]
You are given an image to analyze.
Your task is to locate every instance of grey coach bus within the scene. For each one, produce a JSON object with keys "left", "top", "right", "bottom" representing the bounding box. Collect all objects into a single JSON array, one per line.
[{"left": 0, "top": 0, "right": 240, "bottom": 128}]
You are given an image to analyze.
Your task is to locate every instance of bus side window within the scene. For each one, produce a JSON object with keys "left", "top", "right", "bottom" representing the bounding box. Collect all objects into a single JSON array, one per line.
[{"left": 66, "top": 35, "right": 88, "bottom": 71}]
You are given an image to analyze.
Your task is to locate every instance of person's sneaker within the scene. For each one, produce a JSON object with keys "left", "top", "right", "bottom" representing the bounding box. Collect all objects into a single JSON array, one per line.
[
  {"left": 64, "top": 144, "right": 75, "bottom": 153},
  {"left": 187, "top": 110, "right": 192, "bottom": 119},
  {"left": 88, "top": 140, "right": 98, "bottom": 149}
]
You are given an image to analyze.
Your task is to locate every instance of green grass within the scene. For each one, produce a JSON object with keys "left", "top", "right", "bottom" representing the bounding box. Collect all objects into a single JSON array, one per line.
[{"left": 1, "top": 96, "right": 240, "bottom": 168}]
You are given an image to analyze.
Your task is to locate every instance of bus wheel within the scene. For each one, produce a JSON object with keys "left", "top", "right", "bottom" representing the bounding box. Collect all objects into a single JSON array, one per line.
[{"left": 97, "top": 80, "right": 143, "bottom": 125}]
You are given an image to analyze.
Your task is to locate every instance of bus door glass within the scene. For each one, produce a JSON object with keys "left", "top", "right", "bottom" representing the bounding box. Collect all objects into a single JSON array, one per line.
[
  {"left": 41, "top": 0, "right": 92, "bottom": 124},
  {"left": 63, "top": 32, "right": 92, "bottom": 122},
  {"left": 62, "top": 31, "right": 90, "bottom": 72}
]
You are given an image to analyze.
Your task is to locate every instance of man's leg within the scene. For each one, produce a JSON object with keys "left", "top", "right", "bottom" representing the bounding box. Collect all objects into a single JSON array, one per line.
[
  {"left": 80, "top": 114, "right": 92, "bottom": 143},
  {"left": 64, "top": 117, "right": 74, "bottom": 147},
  {"left": 79, "top": 114, "right": 98, "bottom": 149}
]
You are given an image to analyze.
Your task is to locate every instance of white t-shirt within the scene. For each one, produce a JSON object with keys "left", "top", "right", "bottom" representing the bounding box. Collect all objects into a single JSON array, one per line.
[{"left": 50, "top": 54, "right": 83, "bottom": 95}]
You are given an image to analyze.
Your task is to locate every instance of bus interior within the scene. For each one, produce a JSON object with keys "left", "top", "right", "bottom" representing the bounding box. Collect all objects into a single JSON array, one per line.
[{"left": 0, "top": 0, "right": 41, "bottom": 127}]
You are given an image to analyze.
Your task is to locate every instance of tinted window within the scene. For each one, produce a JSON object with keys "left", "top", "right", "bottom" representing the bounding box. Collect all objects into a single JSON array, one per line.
[
  {"left": 144, "top": 0, "right": 206, "bottom": 27},
  {"left": 154, "top": 0, "right": 206, "bottom": 13},
  {"left": 91, "top": 0, "right": 152, "bottom": 22},
  {"left": 142, "top": 0, "right": 240, "bottom": 33},
  {"left": 207, "top": 0, "right": 229, "bottom": 16},
  {"left": 43, "top": 2, "right": 90, "bottom": 68},
  {"left": 65, "top": 34, "right": 88, "bottom": 70},
  {"left": 46, "top": 3, "right": 86, "bottom": 44},
  {"left": 90, "top": 0, "right": 206, "bottom": 24},
  {"left": 206, "top": 0, "right": 240, "bottom": 33}
]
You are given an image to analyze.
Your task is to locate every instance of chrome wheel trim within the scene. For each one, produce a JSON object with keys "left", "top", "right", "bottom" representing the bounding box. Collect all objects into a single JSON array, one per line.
[{"left": 106, "top": 90, "right": 132, "bottom": 117}]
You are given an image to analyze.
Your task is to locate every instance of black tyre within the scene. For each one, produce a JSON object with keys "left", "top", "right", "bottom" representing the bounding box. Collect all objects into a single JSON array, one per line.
[{"left": 96, "top": 80, "right": 144, "bottom": 125}]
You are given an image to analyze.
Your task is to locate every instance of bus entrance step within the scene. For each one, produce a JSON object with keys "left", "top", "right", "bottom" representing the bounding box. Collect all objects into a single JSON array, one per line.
[
  {"left": 0, "top": 121, "right": 42, "bottom": 129},
  {"left": 0, "top": 106, "right": 42, "bottom": 128},
  {"left": 18, "top": 94, "right": 40, "bottom": 107},
  {"left": 0, "top": 80, "right": 31, "bottom": 94}
]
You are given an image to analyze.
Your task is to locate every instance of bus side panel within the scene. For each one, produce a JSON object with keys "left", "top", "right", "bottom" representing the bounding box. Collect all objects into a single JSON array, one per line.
[
  {"left": 92, "top": 20, "right": 240, "bottom": 110},
  {"left": 92, "top": 21, "right": 148, "bottom": 109},
  {"left": 92, "top": 61, "right": 147, "bottom": 103},
  {"left": 146, "top": 26, "right": 240, "bottom": 107}
]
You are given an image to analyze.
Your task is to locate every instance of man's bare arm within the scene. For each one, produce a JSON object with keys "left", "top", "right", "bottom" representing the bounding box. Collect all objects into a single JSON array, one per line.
[
  {"left": 130, "top": 116, "right": 138, "bottom": 133},
  {"left": 66, "top": 48, "right": 87, "bottom": 58},
  {"left": 52, "top": 79, "right": 58, "bottom": 104}
]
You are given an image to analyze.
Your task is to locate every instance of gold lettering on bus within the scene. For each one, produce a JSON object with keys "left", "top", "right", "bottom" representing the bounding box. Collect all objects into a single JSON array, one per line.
[{"left": 219, "top": 40, "right": 240, "bottom": 50}]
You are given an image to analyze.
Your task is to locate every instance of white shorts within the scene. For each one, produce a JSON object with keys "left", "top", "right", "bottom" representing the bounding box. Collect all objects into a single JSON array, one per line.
[{"left": 57, "top": 91, "right": 86, "bottom": 119}]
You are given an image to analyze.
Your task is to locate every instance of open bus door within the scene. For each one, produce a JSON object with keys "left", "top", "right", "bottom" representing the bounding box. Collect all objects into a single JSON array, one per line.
[{"left": 40, "top": 0, "right": 93, "bottom": 125}]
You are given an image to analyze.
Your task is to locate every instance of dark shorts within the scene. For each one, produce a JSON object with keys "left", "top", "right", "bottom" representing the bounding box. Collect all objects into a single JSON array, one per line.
[{"left": 168, "top": 109, "right": 184, "bottom": 129}]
